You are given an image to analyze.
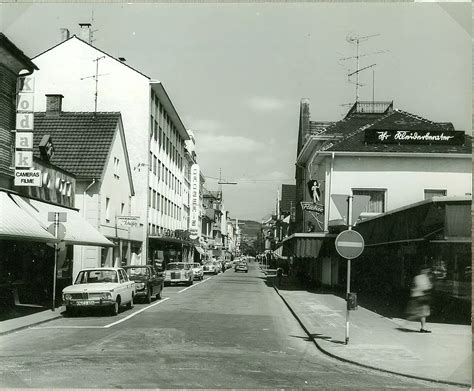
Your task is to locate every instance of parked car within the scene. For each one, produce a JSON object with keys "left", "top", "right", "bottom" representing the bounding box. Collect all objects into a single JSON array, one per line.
[
  {"left": 203, "top": 262, "right": 217, "bottom": 274},
  {"left": 62, "top": 267, "right": 135, "bottom": 316},
  {"left": 123, "top": 265, "right": 164, "bottom": 303},
  {"left": 164, "top": 262, "right": 194, "bottom": 286},
  {"left": 192, "top": 263, "right": 204, "bottom": 280},
  {"left": 235, "top": 261, "right": 249, "bottom": 273}
]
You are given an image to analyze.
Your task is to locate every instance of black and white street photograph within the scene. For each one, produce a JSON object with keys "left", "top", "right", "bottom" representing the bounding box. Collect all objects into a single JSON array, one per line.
[{"left": 0, "top": 2, "right": 471, "bottom": 389}]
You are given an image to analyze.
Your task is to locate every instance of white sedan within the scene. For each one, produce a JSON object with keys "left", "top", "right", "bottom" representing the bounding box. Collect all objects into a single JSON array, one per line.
[{"left": 62, "top": 267, "right": 135, "bottom": 316}]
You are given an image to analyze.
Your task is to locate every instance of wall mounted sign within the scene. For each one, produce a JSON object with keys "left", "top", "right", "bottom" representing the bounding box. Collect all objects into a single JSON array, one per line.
[
  {"left": 14, "top": 169, "right": 42, "bottom": 186},
  {"left": 190, "top": 164, "right": 200, "bottom": 237},
  {"left": 301, "top": 202, "right": 324, "bottom": 214},
  {"left": 365, "top": 129, "right": 465, "bottom": 145},
  {"left": 117, "top": 216, "right": 140, "bottom": 228}
]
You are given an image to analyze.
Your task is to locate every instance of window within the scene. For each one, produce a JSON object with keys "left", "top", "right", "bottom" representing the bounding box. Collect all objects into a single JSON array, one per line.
[
  {"left": 105, "top": 197, "right": 110, "bottom": 223},
  {"left": 157, "top": 160, "right": 161, "bottom": 181},
  {"left": 121, "top": 203, "right": 125, "bottom": 215},
  {"left": 352, "top": 189, "right": 385, "bottom": 213},
  {"left": 153, "top": 190, "right": 157, "bottom": 209},
  {"left": 154, "top": 120, "right": 158, "bottom": 142},
  {"left": 150, "top": 115, "right": 153, "bottom": 139},
  {"left": 157, "top": 193, "right": 160, "bottom": 212},
  {"left": 161, "top": 195, "right": 164, "bottom": 214},
  {"left": 153, "top": 155, "right": 157, "bottom": 175},
  {"left": 161, "top": 163, "right": 164, "bottom": 180},
  {"left": 113, "top": 157, "right": 120, "bottom": 179},
  {"left": 159, "top": 126, "right": 162, "bottom": 148},
  {"left": 424, "top": 189, "right": 447, "bottom": 200},
  {"left": 148, "top": 187, "right": 152, "bottom": 207}
]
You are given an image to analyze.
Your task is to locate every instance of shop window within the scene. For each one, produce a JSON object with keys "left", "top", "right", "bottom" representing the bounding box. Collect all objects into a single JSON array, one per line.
[
  {"left": 424, "top": 189, "right": 447, "bottom": 200},
  {"left": 352, "top": 189, "right": 385, "bottom": 213}
]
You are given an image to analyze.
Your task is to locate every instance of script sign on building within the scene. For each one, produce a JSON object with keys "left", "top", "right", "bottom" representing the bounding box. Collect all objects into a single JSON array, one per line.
[
  {"left": 190, "top": 164, "right": 200, "bottom": 239},
  {"left": 365, "top": 129, "right": 465, "bottom": 145}
]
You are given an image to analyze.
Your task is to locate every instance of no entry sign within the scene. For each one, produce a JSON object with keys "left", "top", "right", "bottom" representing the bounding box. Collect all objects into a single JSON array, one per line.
[{"left": 335, "top": 230, "right": 364, "bottom": 259}]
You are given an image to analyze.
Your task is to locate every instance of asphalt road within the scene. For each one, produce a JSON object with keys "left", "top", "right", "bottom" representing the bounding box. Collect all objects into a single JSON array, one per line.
[{"left": 0, "top": 262, "right": 459, "bottom": 389}]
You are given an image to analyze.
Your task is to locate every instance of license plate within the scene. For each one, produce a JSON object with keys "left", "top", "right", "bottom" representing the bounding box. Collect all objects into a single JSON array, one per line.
[{"left": 75, "top": 300, "right": 94, "bottom": 306}]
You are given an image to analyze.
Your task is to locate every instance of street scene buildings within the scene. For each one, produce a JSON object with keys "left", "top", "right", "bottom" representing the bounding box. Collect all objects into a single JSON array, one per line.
[{"left": 0, "top": 4, "right": 471, "bottom": 390}]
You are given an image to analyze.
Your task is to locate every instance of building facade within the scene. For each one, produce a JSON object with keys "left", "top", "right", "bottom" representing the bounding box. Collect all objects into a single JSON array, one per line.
[{"left": 31, "top": 31, "right": 190, "bottom": 265}]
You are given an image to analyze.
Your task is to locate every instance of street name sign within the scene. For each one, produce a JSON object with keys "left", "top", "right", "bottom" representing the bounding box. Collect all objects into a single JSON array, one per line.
[{"left": 335, "top": 230, "right": 364, "bottom": 259}]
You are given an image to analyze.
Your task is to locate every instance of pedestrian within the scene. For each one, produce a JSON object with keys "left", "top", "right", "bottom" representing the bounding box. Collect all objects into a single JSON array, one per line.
[
  {"left": 276, "top": 267, "right": 283, "bottom": 286},
  {"left": 407, "top": 267, "right": 433, "bottom": 333}
]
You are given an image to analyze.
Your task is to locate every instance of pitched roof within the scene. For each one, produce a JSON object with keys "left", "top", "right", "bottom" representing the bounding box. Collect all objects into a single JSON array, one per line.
[
  {"left": 0, "top": 33, "right": 38, "bottom": 73},
  {"left": 324, "top": 110, "right": 471, "bottom": 154},
  {"left": 33, "top": 112, "right": 121, "bottom": 179}
]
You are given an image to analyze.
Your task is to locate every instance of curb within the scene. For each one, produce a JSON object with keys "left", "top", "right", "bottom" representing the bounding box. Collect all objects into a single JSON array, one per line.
[
  {"left": 272, "top": 284, "right": 470, "bottom": 389},
  {"left": 0, "top": 310, "right": 63, "bottom": 337}
]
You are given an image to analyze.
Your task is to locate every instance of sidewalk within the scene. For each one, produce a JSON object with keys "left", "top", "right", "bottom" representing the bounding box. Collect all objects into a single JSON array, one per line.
[
  {"left": 0, "top": 306, "right": 64, "bottom": 336},
  {"left": 272, "top": 278, "right": 471, "bottom": 387}
]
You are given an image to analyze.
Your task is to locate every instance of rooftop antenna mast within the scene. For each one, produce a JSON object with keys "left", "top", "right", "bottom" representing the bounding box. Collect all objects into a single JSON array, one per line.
[
  {"left": 80, "top": 55, "right": 107, "bottom": 114},
  {"left": 340, "top": 33, "right": 388, "bottom": 104}
]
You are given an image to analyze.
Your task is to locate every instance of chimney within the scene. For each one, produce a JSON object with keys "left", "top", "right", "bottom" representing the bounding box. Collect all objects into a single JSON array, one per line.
[
  {"left": 79, "top": 23, "right": 92, "bottom": 44},
  {"left": 60, "top": 28, "right": 70, "bottom": 42},
  {"left": 45, "top": 94, "right": 64, "bottom": 116}
]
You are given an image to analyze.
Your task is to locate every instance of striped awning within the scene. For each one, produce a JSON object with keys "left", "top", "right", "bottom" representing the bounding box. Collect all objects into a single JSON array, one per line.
[
  {"left": 0, "top": 191, "right": 58, "bottom": 243},
  {"left": 11, "top": 194, "right": 114, "bottom": 247},
  {"left": 281, "top": 232, "right": 336, "bottom": 258}
]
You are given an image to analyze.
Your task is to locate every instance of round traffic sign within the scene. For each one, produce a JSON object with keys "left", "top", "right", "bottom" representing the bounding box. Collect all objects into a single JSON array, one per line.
[
  {"left": 47, "top": 222, "right": 66, "bottom": 240},
  {"left": 335, "top": 230, "right": 364, "bottom": 259}
]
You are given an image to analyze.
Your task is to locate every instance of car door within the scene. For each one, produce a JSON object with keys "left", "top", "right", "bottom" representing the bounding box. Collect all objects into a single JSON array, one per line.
[{"left": 118, "top": 269, "right": 132, "bottom": 303}]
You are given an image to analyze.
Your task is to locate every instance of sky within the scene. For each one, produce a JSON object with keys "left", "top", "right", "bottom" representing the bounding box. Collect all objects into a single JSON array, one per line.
[{"left": 1, "top": 3, "right": 471, "bottom": 221}]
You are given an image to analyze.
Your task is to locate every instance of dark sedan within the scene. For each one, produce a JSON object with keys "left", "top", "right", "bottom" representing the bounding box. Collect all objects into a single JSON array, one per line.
[{"left": 123, "top": 265, "right": 164, "bottom": 303}]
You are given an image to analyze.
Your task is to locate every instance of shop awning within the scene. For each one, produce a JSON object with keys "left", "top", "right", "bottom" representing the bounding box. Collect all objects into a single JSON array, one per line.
[
  {"left": 11, "top": 194, "right": 114, "bottom": 247},
  {"left": 194, "top": 246, "right": 205, "bottom": 255},
  {"left": 356, "top": 196, "right": 471, "bottom": 246},
  {"left": 280, "top": 232, "right": 336, "bottom": 258},
  {"left": 0, "top": 191, "right": 58, "bottom": 243}
]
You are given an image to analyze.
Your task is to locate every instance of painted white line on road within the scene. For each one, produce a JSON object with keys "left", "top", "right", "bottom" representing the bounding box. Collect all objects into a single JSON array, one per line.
[
  {"left": 178, "top": 276, "right": 213, "bottom": 294},
  {"left": 31, "top": 325, "right": 104, "bottom": 330},
  {"left": 103, "top": 297, "right": 170, "bottom": 328}
]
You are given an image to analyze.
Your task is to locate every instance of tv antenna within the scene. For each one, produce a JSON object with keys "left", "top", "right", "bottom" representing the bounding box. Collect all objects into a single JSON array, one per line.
[
  {"left": 339, "top": 33, "right": 388, "bottom": 103},
  {"left": 80, "top": 56, "right": 108, "bottom": 113}
]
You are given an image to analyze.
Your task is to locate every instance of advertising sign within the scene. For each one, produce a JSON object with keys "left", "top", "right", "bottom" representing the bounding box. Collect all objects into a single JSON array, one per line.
[
  {"left": 116, "top": 216, "right": 140, "bottom": 228},
  {"left": 190, "top": 164, "right": 200, "bottom": 238},
  {"left": 14, "top": 169, "right": 42, "bottom": 186},
  {"left": 365, "top": 129, "right": 465, "bottom": 145}
]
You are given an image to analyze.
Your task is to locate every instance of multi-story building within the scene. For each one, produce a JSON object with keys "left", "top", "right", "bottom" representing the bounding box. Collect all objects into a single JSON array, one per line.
[
  {"left": 33, "top": 95, "right": 138, "bottom": 279},
  {"left": 280, "top": 99, "right": 471, "bottom": 314},
  {"left": 31, "top": 28, "right": 191, "bottom": 266}
]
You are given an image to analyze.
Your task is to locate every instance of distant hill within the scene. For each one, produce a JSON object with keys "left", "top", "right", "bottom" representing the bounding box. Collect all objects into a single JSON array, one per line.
[{"left": 232, "top": 219, "right": 261, "bottom": 241}]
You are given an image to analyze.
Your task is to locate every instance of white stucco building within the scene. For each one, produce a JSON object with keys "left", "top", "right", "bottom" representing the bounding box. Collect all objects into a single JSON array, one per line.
[{"left": 31, "top": 29, "right": 190, "bottom": 264}]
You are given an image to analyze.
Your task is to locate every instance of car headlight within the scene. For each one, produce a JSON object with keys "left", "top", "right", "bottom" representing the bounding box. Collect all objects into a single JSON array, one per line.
[
  {"left": 101, "top": 292, "right": 112, "bottom": 299},
  {"left": 135, "top": 283, "right": 145, "bottom": 289},
  {"left": 63, "top": 293, "right": 71, "bottom": 300}
]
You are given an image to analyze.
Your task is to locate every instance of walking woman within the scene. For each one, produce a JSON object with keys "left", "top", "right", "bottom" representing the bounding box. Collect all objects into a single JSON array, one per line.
[{"left": 407, "top": 267, "right": 433, "bottom": 333}]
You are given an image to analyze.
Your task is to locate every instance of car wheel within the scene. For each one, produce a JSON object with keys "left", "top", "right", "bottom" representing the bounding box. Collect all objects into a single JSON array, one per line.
[
  {"left": 187, "top": 279, "right": 193, "bottom": 286},
  {"left": 126, "top": 295, "right": 134, "bottom": 309},
  {"left": 65, "top": 306, "right": 76, "bottom": 317},
  {"left": 110, "top": 299, "right": 120, "bottom": 316},
  {"left": 145, "top": 289, "right": 152, "bottom": 304}
]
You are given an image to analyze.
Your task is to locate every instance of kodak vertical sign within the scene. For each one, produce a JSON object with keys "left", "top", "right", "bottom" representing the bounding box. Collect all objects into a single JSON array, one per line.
[{"left": 14, "top": 76, "right": 41, "bottom": 187}]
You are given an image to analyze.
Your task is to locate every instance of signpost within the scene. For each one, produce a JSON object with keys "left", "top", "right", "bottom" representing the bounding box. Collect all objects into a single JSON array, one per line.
[
  {"left": 48, "top": 212, "right": 67, "bottom": 311},
  {"left": 331, "top": 194, "right": 369, "bottom": 345}
]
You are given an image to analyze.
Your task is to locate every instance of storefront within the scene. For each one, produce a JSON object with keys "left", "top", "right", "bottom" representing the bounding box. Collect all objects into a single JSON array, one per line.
[
  {"left": 0, "top": 189, "right": 113, "bottom": 307},
  {"left": 148, "top": 230, "right": 195, "bottom": 270}
]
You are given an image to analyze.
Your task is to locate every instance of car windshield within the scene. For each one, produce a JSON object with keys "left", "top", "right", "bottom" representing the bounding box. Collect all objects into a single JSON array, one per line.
[
  {"left": 124, "top": 267, "right": 149, "bottom": 278},
  {"left": 166, "top": 263, "right": 185, "bottom": 270},
  {"left": 75, "top": 269, "right": 118, "bottom": 284}
]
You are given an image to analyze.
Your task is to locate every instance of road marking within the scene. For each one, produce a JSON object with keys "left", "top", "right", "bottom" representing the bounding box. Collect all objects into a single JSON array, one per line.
[
  {"left": 103, "top": 297, "right": 170, "bottom": 328},
  {"left": 337, "top": 241, "right": 363, "bottom": 248},
  {"left": 178, "top": 276, "right": 213, "bottom": 293},
  {"left": 31, "top": 325, "right": 104, "bottom": 329}
]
